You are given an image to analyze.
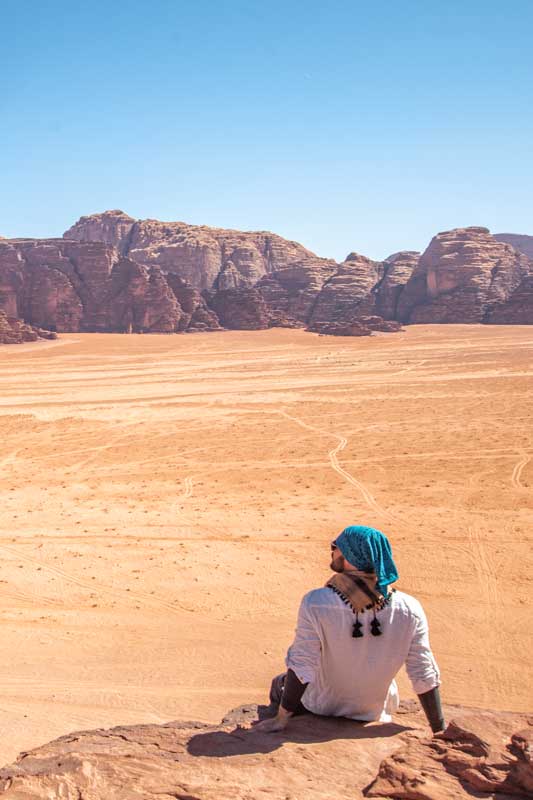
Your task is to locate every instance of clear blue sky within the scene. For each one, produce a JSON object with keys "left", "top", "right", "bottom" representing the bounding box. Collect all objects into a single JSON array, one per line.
[{"left": 1, "top": 0, "right": 532, "bottom": 260}]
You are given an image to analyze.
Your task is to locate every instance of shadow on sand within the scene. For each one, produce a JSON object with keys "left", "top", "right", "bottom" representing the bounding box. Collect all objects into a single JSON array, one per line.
[{"left": 187, "top": 703, "right": 413, "bottom": 757}]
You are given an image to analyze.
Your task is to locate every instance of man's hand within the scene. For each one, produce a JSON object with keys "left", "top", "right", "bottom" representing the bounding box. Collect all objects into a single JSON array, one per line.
[{"left": 253, "top": 706, "right": 293, "bottom": 733}]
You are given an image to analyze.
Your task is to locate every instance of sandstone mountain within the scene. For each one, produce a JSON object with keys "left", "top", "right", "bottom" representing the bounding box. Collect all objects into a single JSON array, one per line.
[
  {"left": 0, "top": 703, "right": 531, "bottom": 799},
  {"left": 1, "top": 212, "right": 532, "bottom": 340},
  {"left": 55, "top": 213, "right": 533, "bottom": 328},
  {"left": 495, "top": 233, "right": 533, "bottom": 260},
  {"left": 64, "top": 210, "right": 316, "bottom": 291},
  {"left": 397, "top": 227, "right": 532, "bottom": 324}
]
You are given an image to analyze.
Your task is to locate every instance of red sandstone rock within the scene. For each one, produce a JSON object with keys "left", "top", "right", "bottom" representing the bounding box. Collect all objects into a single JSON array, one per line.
[
  {"left": 267, "top": 310, "right": 304, "bottom": 328},
  {"left": 358, "top": 315, "right": 404, "bottom": 332},
  {"left": 375, "top": 251, "right": 420, "bottom": 319},
  {"left": 0, "top": 704, "right": 529, "bottom": 799},
  {"left": 65, "top": 210, "right": 316, "bottom": 291},
  {"left": 495, "top": 233, "right": 533, "bottom": 260},
  {"left": 485, "top": 275, "right": 533, "bottom": 324},
  {"left": 259, "top": 252, "right": 415, "bottom": 330},
  {"left": 206, "top": 284, "right": 304, "bottom": 330},
  {"left": 308, "top": 253, "right": 384, "bottom": 328},
  {"left": 0, "top": 239, "right": 221, "bottom": 334},
  {"left": 63, "top": 209, "right": 136, "bottom": 254},
  {"left": 308, "top": 314, "right": 402, "bottom": 336},
  {"left": 0, "top": 311, "right": 56, "bottom": 344},
  {"left": 397, "top": 227, "right": 532, "bottom": 323},
  {"left": 3, "top": 216, "right": 533, "bottom": 333},
  {"left": 207, "top": 287, "right": 272, "bottom": 330},
  {"left": 166, "top": 275, "right": 222, "bottom": 332},
  {"left": 366, "top": 711, "right": 533, "bottom": 799},
  {"left": 105, "top": 259, "right": 183, "bottom": 333},
  {"left": 257, "top": 257, "right": 339, "bottom": 323},
  {"left": 308, "top": 320, "right": 373, "bottom": 336}
]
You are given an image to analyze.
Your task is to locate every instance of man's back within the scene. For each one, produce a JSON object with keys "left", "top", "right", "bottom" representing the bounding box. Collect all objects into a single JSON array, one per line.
[{"left": 286, "top": 588, "right": 440, "bottom": 722}]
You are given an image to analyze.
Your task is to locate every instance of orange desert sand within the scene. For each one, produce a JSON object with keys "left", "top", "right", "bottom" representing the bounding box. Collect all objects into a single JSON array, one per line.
[{"left": 0, "top": 325, "right": 531, "bottom": 766}]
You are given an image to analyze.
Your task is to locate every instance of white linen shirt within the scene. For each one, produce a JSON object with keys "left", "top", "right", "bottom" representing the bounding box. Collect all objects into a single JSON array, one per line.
[{"left": 285, "top": 588, "right": 440, "bottom": 722}]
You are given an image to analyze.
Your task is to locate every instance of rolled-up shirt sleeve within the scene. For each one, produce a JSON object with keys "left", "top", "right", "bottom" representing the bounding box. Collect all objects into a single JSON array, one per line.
[
  {"left": 285, "top": 593, "right": 322, "bottom": 684},
  {"left": 405, "top": 604, "right": 441, "bottom": 695}
]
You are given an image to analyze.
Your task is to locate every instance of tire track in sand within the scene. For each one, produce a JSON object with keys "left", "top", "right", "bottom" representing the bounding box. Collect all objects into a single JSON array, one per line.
[
  {"left": 511, "top": 452, "right": 530, "bottom": 489},
  {"left": 466, "top": 523, "right": 502, "bottom": 608},
  {"left": 392, "top": 359, "right": 427, "bottom": 376},
  {"left": 464, "top": 520, "right": 506, "bottom": 701},
  {"left": 278, "top": 411, "right": 397, "bottom": 524},
  {"left": 173, "top": 476, "right": 194, "bottom": 514},
  {"left": 0, "top": 448, "right": 21, "bottom": 470}
]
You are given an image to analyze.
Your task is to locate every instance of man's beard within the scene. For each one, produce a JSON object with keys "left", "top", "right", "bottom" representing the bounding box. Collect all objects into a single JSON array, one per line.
[{"left": 330, "top": 554, "right": 344, "bottom": 573}]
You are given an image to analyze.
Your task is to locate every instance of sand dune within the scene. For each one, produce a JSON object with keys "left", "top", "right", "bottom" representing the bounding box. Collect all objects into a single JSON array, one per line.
[{"left": 0, "top": 325, "right": 531, "bottom": 765}]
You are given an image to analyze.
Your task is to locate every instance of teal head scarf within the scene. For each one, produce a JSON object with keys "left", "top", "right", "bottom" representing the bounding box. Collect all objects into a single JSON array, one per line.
[{"left": 335, "top": 525, "right": 398, "bottom": 597}]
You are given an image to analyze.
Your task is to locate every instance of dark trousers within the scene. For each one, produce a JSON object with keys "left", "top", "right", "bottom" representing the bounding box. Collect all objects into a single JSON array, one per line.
[{"left": 269, "top": 672, "right": 308, "bottom": 715}]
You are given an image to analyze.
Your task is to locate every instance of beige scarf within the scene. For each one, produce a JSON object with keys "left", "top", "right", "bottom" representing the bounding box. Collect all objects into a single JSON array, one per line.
[{"left": 326, "top": 569, "right": 388, "bottom": 614}]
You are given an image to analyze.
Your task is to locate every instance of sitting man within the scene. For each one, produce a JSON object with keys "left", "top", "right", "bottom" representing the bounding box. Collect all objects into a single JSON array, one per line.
[{"left": 256, "top": 525, "right": 444, "bottom": 734}]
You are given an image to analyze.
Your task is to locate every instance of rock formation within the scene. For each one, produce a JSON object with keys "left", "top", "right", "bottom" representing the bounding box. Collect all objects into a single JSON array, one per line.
[
  {"left": 485, "top": 274, "right": 533, "bottom": 325},
  {"left": 307, "top": 253, "right": 385, "bottom": 328},
  {"left": 495, "top": 233, "right": 533, "bottom": 260},
  {"left": 0, "top": 238, "right": 221, "bottom": 334},
  {"left": 257, "top": 250, "right": 415, "bottom": 333},
  {"left": 397, "top": 227, "right": 532, "bottom": 323},
  {"left": 257, "top": 257, "right": 339, "bottom": 323},
  {"left": 309, "top": 319, "right": 373, "bottom": 336},
  {"left": 0, "top": 310, "right": 56, "bottom": 344},
  {"left": 65, "top": 210, "right": 316, "bottom": 291},
  {"left": 367, "top": 711, "right": 533, "bottom": 799},
  {"left": 2, "top": 213, "right": 533, "bottom": 338},
  {"left": 207, "top": 287, "right": 273, "bottom": 330},
  {"left": 375, "top": 251, "right": 421, "bottom": 320},
  {"left": 358, "top": 316, "right": 404, "bottom": 333},
  {"left": 308, "top": 316, "right": 403, "bottom": 337},
  {"left": 0, "top": 703, "right": 530, "bottom": 799}
]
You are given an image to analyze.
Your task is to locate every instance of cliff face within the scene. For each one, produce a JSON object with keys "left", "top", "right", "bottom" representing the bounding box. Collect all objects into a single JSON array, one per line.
[
  {"left": 257, "top": 257, "right": 339, "bottom": 322},
  {"left": 2, "top": 213, "right": 533, "bottom": 339},
  {"left": 308, "top": 253, "right": 385, "bottom": 327},
  {"left": 485, "top": 275, "right": 533, "bottom": 324},
  {"left": 375, "top": 251, "right": 421, "bottom": 320},
  {"left": 0, "top": 238, "right": 220, "bottom": 334},
  {"left": 495, "top": 233, "right": 533, "bottom": 260},
  {"left": 256, "top": 249, "right": 416, "bottom": 331},
  {"left": 65, "top": 210, "right": 315, "bottom": 292},
  {"left": 397, "top": 227, "right": 532, "bottom": 323}
]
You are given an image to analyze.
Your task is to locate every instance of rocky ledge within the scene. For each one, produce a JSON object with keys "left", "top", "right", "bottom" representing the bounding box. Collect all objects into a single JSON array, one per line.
[
  {"left": 0, "top": 703, "right": 530, "bottom": 799},
  {"left": 0, "top": 310, "right": 56, "bottom": 345},
  {"left": 309, "top": 316, "right": 404, "bottom": 337}
]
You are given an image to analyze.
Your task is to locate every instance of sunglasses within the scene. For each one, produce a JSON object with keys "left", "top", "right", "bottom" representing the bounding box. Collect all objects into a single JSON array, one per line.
[{"left": 330, "top": 541, "right": 339, "bottom": 551}]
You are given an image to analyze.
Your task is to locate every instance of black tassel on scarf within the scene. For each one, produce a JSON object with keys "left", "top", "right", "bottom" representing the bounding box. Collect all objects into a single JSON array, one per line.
[
  {"left": 370, "top": 609, "right": 382, "bottom": 636},
  {"left": 352, "top": 613, "right": 363, "bottom": 638}
]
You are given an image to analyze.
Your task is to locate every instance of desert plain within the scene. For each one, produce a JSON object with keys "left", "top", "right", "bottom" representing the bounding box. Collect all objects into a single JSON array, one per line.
[{"left": 0, "top": 325, "right": 531, "bottom": 766}]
